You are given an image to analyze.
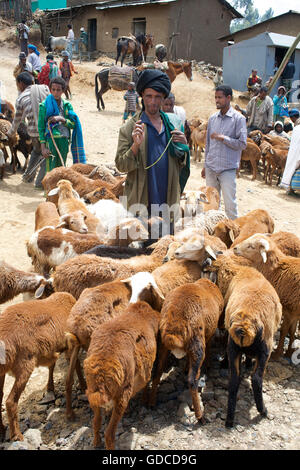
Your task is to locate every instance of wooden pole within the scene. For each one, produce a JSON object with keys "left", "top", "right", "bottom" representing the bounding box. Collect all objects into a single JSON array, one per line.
[{"left": 267, "top": 32, "right": 300, "bottom": 94}]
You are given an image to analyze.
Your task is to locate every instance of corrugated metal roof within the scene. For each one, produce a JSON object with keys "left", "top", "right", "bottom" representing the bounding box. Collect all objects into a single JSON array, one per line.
[
  {"left": 267, "top": 32, "right": 300, "bottom": 49},
  {"left": 96, "top": 0, "right": 176, "bottom": 9}
]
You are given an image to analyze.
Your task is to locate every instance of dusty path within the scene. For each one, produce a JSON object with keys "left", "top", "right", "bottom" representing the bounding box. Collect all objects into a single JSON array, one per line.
[{"left": 0, "top": 45, "right": 299, "bottom": 451}]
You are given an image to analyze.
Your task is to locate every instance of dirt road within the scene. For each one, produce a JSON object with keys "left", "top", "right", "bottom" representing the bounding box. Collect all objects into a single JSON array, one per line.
[{"left": 0, "top": 45, "right": 299, "bottom": 451}]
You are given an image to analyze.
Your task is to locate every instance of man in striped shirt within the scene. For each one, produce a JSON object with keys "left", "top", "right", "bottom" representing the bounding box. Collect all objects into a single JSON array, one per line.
[
  {"left": 7, "top": 72, "right": 49, "bottom": 188},
  {"left": 202, "top": 85, "right": 247, "bottom": 219}
]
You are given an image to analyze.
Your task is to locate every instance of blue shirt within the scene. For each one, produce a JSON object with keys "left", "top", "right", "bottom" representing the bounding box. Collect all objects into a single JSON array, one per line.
[
  {"left": 141, "top": 111, "right": 168, "bottom": 207},
  {"left": 205, "top": 106, "right": 247, "bottom": 173}
]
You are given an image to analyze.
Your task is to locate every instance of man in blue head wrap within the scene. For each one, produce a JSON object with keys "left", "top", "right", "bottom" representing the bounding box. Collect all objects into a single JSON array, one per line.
[{"left": 115, "top": 69, "right": 190, "bottom": 234}]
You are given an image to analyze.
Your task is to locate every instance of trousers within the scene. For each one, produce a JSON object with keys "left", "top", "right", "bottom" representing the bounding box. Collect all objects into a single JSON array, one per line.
[
  {"left": 23, "top": 137, "right": 46, "bottom": 187},
  {"left": 205, "top": 167, "right": 238, "bottom": 220}
]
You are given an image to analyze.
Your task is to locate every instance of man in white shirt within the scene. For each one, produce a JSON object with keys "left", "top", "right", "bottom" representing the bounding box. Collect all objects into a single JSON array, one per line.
[{"left": 66, "top": 24, "right": 75, "bottom": 60}]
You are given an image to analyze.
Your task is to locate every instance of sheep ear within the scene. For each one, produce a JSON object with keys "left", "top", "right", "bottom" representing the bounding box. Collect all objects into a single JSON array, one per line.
[
  {"left": 72, "top": 189, "right": 80, "bottom": 199},
  {"left": 180, "top": 192, "right": 187, "bottom": 200},
  {"left": 229, "top": 229, "right": 235, "bottom": 242},
  {"left": 270, "top": 148, "right": 275, "bottom": 155},
  {"left": 205, "top": 245, "right": 217, "bottom": 260},
  {"left": 261, "top": 250, "right": 267, "bottom": 263},
  {"left": 87, "top": 166, "right": 99, "bottom": 178},
  {"left": 35, "top": 283, "right": 46, "bottom": 299},
  {"left": 47, "top": 188, "right": 59, "bottom": 196}
]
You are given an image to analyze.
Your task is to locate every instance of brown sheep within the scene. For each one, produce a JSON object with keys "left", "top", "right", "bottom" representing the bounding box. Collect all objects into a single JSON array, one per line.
[
  {"left": 84, "top": 272, "right": 164, "bottom": 449},
  {"left": 191, "top": 128, "right": 206, "bottom": 162},
  {"left": 0, "top": 119, "right": 19, "bottom": 176},
  {"left": 26, "top": 227, "right": 104, "bottom": 275},
  {"left": 65, "top": 279, "right": 133, "bottom": 420},
  {"left": 42, "top": 167, "right": 124, "bottom": 204},
  {"left": 213, "top": 209, "right": 275, "bottom": 248},
  {"left": 222, "top": 259, "right": 282, "bottom": 428},
  {"left": 51, "top": 235, "right": 174, "bottom": 299},
  {"left": 262, "top": 144, "right": 288, "bottom": 185},
  {"left": 149, "top": 278, "right": 224, "bottom": 423},
  {"left": 237, "top": 139, "right": 261, "bottom": 180},
  {"left": 233, "top": 234, "right": 300, "bottom": 359},
  {"left": 199, "top": 185, "right": 220, "bottom": 211},
  {"left": 48, "top": 179, "right": 104, "bottom": 234},
  {"left": 270, "top": 231, "right": 300, "bottom": 258},
  {"left": 0, "top": 292, "right": 78, "bottom": 441},
  {"left": 34, "top": 201, "right": 60, "bottom": 231},
  {"left": 0, "top": 261, "right": 47, "bottom": 304}
]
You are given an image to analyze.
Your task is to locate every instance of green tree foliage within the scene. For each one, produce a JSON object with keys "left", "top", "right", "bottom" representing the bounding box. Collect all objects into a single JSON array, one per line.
[{"left": 230, "top": 0, "right": 274, "bottom": 33}]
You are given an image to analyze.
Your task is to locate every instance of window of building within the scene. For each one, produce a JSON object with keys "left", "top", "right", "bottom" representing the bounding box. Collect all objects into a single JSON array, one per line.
[
  {"left": 132, "top": 18, "right": 146, "bottom": 36},
  {"left": 112, "top": 27, "right": 119, "bottom": 39}
]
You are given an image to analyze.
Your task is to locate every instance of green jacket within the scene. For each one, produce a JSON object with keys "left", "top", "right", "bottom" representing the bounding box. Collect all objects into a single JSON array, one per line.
[
  {"left": 115, "top": 110, "right": 190, "bottom": 219},
  {"left": 38, "top": 99, "right": 75, "bottom": 144}
]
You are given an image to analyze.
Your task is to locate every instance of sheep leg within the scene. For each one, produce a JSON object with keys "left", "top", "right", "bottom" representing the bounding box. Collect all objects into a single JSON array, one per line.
[
  {"left": 6, "top": 361, "right": 35, "bottom": 441},
  {"left": 0, "top": 374, "right": 6, "bottom": 440},
  {"left": 188, "top": 338, "right": 205, "bottom": 423},
  {"left": 75, "top": 358, "right": 86, "bottom": 393},
  {"left": 148, "top": 344, "right": 169, "bottom": 408},
  {"left": 251, "top": 160, "right": 257, "bottom": 180},
  {"left": 285, "top": 319, "right": 299, "bottom": 358},
  {"left": 105, "top": 393, "right": 131, "bottom": 450},
  {"left": 65, "top": 345, "right": 81, "bottom": 420},
  {"left": 92, "top": 406, "right": 102, "bottom": 448},
  {"left": 47, "top": 361, "right": 56, "bottom": 393},
  {"left": 226, "top": 337, "right": 242, "bottom": 428},
  {"left": 251, "top": 349, "right": 269, "bottom": 417},
  {"left": 272, "top": 313, "right": 291, "bottom": 360}
]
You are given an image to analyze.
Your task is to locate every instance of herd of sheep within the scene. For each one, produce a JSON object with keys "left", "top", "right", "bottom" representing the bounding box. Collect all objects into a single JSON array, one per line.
[{"left": 0, "top": 161, "right": 299, "bottom": 450}]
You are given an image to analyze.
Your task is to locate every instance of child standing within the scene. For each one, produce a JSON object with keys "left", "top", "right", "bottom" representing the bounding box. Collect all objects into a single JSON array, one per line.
[
  {"left": 38, "top": 76, "right": 86, "bottom": 172},
  {"left": 59, "top": 51, "right": 77, "bottom": 100},
  {"left": 123, "top": 82, "right": 139, "bottom": 123}
]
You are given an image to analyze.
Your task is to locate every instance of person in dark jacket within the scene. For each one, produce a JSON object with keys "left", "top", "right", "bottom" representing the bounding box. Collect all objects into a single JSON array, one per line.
[{"left": 282, "top": 60, "right": 295, "bottom": 102}]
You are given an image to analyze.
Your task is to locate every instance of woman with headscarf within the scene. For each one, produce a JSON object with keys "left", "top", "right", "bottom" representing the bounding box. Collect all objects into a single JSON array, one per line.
[
  {"left": 27, "top": 44, "right": 42, "bottom": 82},
  {"left": 273, "top": 86, "right": 289, "bottom": 123},
  {"left": 268, "top": 121, "right": 290, "bottom": 141},
  {"left": 115, "top": 69, "right": 190, "bottom": 228}
]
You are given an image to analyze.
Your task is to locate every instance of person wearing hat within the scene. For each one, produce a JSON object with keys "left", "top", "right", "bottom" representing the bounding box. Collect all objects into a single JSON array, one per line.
[
  {"left": 123, "top": 82, "right": 140, "bottom": 123},
  {"left": 59, "top": 51, "right": 77, "bottom": 100},
  {"left": 288, "top": 108, "right": 300, "bottom": 127},
  {"left": 27, "top": 44, "right": 42, "bottom": 83},
  {"left": 13, "top": 52, "right": 33, "bottom": 79},
  {"left": 80, "top": 27, "right": 88, "bottom": 52},
  {"left": 115, "top": 69, "right": 190, "bottom": 231},
  {"left": 273, "top": 86, "right": 289, "bottom": 123},
  {"left": 268, "top": 121, "right": 290, "bottom": 141},
  {"left": 38, "top": 54, "right": 60, "bottom": 87}
]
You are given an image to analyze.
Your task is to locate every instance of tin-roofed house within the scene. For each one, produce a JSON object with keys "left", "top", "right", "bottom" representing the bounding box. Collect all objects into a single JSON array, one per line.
[
  {"left": 39, "top": 0, "right": 242, "bottom": 65},
  {"left": 222, "top": 32, "right": 300, "bottom": 98}
]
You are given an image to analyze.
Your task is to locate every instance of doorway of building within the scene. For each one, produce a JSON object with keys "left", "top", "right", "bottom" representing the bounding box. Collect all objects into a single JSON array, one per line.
[
  {"left": 132, "top": 18, "right": 146, "bottom": 37},
  {"left": 275, "top": 47, "right": 295, "bottom": 70},
  {"left": 88, "top": 18, "right": 97, "bottom": 51}
]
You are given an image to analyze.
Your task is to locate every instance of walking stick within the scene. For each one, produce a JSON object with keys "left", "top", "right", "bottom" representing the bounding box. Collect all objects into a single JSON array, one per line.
[{"left": 47, "top": 120, "right": 66, "bottom": 167}]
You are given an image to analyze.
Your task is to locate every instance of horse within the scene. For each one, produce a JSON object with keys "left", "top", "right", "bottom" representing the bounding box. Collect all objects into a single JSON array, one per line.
[
  {"left": 116, "top": 34, "right": 154, "bottom": 67},
  {"left": 95, "top": 66, "right": 140, "bottom": 111},
  {"left": 165, "top": 61, "right": 193, "bottom": 83},
  {"left": 46, "top": 35, "right": 68, "bottom": 53}
]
